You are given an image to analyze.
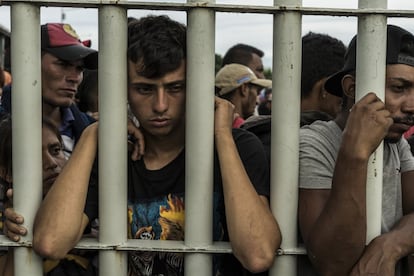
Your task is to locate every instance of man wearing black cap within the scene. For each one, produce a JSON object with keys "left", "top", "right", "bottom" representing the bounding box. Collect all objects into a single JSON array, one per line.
[
  {"left": 298, "top": 25, "right": 414, "bottom": 275},
  {"left": 1, "top": 23, "right": 98, "bottom": 157}
]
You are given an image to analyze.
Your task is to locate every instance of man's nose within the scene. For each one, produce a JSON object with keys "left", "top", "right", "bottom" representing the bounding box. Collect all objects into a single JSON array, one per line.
[
  {"left": 403, "top": 89, "right": 414, "bottom": 114},
  {"left": 153, "top": 89, "right": 168, "bottom": 114},
  {"left": 43, "top": 153, "right": 58, "bottom": 170},
  {"left": 66, "top": 67, "right": 83, "bottom": 84}
]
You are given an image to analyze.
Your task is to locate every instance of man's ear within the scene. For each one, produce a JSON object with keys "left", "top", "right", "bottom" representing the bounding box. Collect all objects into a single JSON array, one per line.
[
  {"left": 313, "top": 79, "right": 326, "bottom": 99},
  {"left": 342, "top": 74, "right": 356, "bottom": 99},
  {"left": 239, "top": 84, "right": 249, "bottom": 97}
]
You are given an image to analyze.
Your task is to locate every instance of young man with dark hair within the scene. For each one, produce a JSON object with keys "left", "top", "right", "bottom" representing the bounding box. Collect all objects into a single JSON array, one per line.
[
  {"left": 28, "top": 15, "right": 280, "bottom": 276},
  {"left": 222, "top": 43, "right": 265, "bottom": 79},
  {"left": 299, "top": 25, "right": 414, "bottom": 275},
  {"left": 300, "top": 32, "right": 346, "bottom": 123}
]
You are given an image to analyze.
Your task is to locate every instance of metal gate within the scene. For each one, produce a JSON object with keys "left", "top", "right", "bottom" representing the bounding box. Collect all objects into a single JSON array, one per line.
[{"left": 0, "top": 0, "right": 413, "bottom": 275}]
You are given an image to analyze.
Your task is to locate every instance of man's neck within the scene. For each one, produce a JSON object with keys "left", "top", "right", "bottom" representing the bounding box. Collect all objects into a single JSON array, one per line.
[
  {"left": 142, "top": 128, "right": 185, "bottom": 170},
  {"left": 334, "top": 98, "right": 355, "bottom": 131},
  {"left": 42, "top": 103, "right": 62, "bottom": 127},
  {"left": 334, "top": 109, "right": 350, "bottom": 131}
]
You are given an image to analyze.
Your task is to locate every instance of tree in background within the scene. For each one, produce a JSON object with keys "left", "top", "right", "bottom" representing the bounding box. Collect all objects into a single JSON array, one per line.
[
  {"left": 215, "top": 53, "right": 223, "bottom": 74},
  {"left": 264, "top": 68, "right": 272, "bottom": 80}
]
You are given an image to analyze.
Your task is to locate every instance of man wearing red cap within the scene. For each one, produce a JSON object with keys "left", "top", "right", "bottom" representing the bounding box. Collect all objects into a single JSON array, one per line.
[
  {"left": 0, "top": 22, "right": 99, "bottom": 275},
  {"left": 1, "top": 23, "right": 98, "bottom": 157}
]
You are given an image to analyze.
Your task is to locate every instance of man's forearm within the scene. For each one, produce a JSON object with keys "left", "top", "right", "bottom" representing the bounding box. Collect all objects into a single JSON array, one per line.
[
  {"left": 387, "top": 213, "right": 414, "bottom": 260},
  {"left": 215, "top": 130, "right": 280, "bottom": 273},
  {"left": 303, "top": 148, "right": 370, "bottom": 275},
  {"left": 33, "top": 124, "right": 98, "bottom": 259}
]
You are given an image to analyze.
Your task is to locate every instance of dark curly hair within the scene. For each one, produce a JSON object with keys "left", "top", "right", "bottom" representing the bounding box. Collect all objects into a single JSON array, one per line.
[
  {"left": 0, "top": 67, "right": 5, "bottom": 88},
  {"left": 222, "top": 43, "right": 264, "bottom": 67},
  {"left": 127, "top": 15, "right": 186, "bottom": 79},
  {"left": 0, "top": 114, "right": 12, "bottom": 182},
  {"left": 76, "top": 69, "right": 98, "bottom": 113},
  {"left": 301, "top": 32, "right": 346, "bottom": 99}
]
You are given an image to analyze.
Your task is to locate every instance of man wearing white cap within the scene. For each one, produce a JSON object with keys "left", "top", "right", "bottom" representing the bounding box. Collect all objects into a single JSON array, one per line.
[{"left": 215, "top": 63, "right": 272, "bottom": 128}]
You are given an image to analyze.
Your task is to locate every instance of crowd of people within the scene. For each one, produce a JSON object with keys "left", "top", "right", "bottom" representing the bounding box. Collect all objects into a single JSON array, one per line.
[{"left": 0, "top": 13, "right": 414, "bottom": 276}]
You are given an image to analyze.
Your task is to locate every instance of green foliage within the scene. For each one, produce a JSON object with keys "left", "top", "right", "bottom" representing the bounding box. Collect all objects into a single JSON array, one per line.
[
  {"left": 264, "top": 68, "right": 272, "bottom": 80},
  {"left": 215, "top": 53, "right": 223, "bottom": 74}
]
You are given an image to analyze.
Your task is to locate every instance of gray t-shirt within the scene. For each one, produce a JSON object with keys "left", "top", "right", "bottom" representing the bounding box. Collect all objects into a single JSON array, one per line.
[{"left": 298, "top": 120, "right": 414, "bottom": 275}]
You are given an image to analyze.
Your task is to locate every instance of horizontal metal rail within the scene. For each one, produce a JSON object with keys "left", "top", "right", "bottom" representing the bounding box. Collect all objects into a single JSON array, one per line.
[
  {"left": 1, "top": 0, "right": 414, "bottom": 17},
  {"left": 1, "top": 1, "right": 405, "bottom": 275},
  {"left": 0, "top": 236, "right": 307, "bottom": 255}
]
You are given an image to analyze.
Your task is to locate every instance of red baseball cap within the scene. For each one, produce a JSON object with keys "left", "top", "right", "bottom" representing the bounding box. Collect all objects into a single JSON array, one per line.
[{"left": 41, "top": 23, "right": 98, "bottom": 69}]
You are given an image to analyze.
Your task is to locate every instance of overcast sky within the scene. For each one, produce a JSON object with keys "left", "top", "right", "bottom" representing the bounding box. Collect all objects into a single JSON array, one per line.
[{"left": 1, "top": 0, "right": 414, "bottom": 68}]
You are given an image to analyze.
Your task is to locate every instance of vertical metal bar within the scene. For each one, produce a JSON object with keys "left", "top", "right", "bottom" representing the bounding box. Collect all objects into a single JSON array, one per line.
[
  {"left": 357, "top": 0, "right": 387, "bottom": 243},
  {"left": 98, "top": 5, "right": 128, "bottom": 276},
  {"left": 10, "top": 3, "right": 43, "bottom": 276},
  {"left": 185, "top": 0, "right": 215, "bottom": 275},
  {"left": 270, "top": 0, "right": 302, "bottom": 275}
]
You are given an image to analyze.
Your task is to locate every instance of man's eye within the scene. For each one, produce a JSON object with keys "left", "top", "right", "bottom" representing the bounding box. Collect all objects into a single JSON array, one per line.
[
  {"left": 167, "top": 84, "right": 184, "bottom": 93},
  {"left": 77, "top": 65, "right": 85, "bottom": 72},
  {"left": 51, "top": 146, "right": 63, "bottom": 156},
  {"left": 56, "top": 61, "right": 83, "bottom": 72},
  {"left": 392, "top": 85, "right": 405, "bottom": 92},
  {"left": 57, "top": 60, "right": 70, "bottom": 67},
  {"left": 134, "top": 86, "right": 154, "bottom": 94}
]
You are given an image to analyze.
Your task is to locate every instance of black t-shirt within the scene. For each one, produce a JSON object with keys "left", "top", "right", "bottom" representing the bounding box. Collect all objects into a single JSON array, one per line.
[
  {"left": 128, "top": 128, "right": 269, "bottom": 200},
  {"left": 91, "top": 128, "right": 270, "bottom": 275}
]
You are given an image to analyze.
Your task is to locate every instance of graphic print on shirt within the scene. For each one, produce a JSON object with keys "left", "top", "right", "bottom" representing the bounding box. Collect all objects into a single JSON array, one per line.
[
  {"left": 127, "top": 192, "right": 225, "bottom": 276},
  {"left": 128, "top": 194, "right": 185, "bottom": 276}
]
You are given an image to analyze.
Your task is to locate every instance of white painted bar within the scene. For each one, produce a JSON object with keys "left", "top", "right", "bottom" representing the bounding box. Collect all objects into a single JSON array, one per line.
[
  {"left": 98, "top": 5, "right": 128, "bottom": 276},
  {"left": 357, "top": 0, "right": 387, "bottom": 242},
  {"left": 2, "top": 0, "right": 414, "bottom": 17},
  {"left": 10, "top": 3, "right": 43, "bottom": 276},
  {"left": 270, "top": 0, "right": 302, "bottom": 275},
  {"left": 185, "top": 0, "right": 216, "bottom": 275}
]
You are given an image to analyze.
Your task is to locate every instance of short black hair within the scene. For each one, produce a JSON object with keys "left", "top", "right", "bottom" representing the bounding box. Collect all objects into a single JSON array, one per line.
[
  {"left": 0, "top": 68, "right": 4, "bottom": 88},
  {"left": 301, "top": 32, "right": 346, "bottom": 99},
  {"left": 127, "top": 17, "right": 137, "bottom": 24},
  {"left": 222, "top": 43, "right": 264, "bottom": 67},
  {"left": 0, "top": 115, "right": 12, "bottom": 180},
  {"left": 76, "top": 69, "right": 98, "bottom": 113},
  {"left": 127, "top": 15, "right": 186, "bottom": 79}
]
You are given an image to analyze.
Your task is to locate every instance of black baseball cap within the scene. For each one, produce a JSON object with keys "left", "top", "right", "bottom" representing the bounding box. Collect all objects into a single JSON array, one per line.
[{"left": 325, "top": 25, "right": 414, "bottom": 97}]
